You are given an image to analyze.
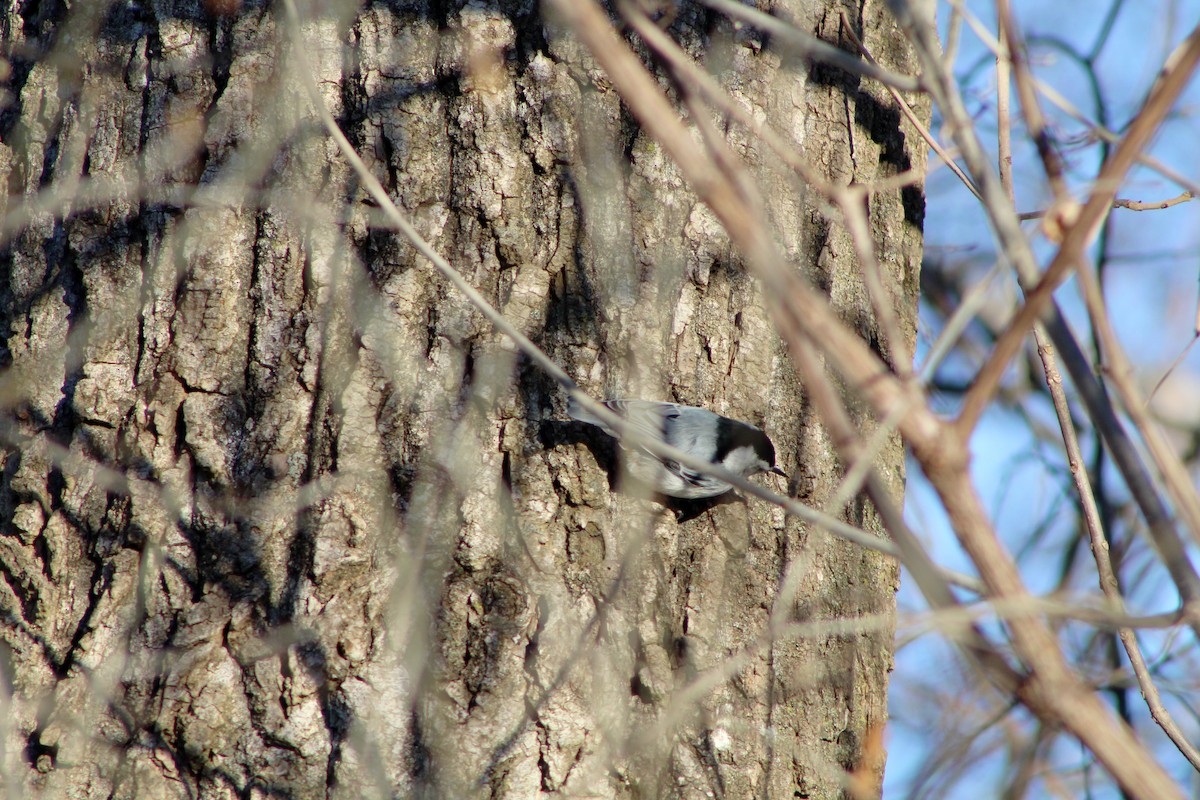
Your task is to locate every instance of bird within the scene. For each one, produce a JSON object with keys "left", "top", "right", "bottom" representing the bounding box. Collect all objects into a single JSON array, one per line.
[{"left": 567, "top": 397, "right": 787, "bottom": 499}]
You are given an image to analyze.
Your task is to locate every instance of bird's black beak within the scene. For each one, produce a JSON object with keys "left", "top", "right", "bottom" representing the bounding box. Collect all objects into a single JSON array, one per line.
[{"left": 770, "top": 466, "right": 788, "bottom": 477}]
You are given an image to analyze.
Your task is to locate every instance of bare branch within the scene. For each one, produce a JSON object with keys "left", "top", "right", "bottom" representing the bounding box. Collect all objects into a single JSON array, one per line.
[
  {"left": 956, "top": 24, "right": 1200, "bottom": 433},
  {"left": 1114, "top": 191, "right": 1195, "bottom": 211}
]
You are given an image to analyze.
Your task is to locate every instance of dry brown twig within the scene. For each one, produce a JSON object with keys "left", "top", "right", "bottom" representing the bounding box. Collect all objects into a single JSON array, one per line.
[
  {"left": 1149, "top": 332, "right": 1200, "bottom": 404},
  {"left": 956, "top": 24, "right": 1200, "bottom": 434},
  {"left": 995, "top": 2, "right": 1200, "bottom": 770},
  {"left": 1035, "top": 77, "right": 1200, "bottom": 196},
  {"left": 1114, "top": 191, "right": 1195, "bottom": 210},
  {"left": 894, "top": 0, "right": 1200, "bottom": 657},
  {"left": 839, "top": 15, "right": 982, "bottom": 202},
  {"left": 1006, "top": 12, "right": 1200, "bottom": 553}
]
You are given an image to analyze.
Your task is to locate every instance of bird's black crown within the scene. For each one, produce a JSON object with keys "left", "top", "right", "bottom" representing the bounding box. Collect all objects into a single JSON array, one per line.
[{"left": 717, "top": 416, "right": 777, "bottom": 466}]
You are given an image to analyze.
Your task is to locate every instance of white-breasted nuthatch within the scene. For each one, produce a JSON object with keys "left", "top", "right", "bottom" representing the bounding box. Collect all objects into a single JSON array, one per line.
[{"left": 568, "top": 398, "right": 787, "bottom": 499}]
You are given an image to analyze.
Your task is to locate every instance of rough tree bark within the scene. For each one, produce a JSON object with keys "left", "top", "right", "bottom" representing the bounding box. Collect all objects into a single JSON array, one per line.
[{"left": 0, "top": 1, "right": 925, "bottom": 797}]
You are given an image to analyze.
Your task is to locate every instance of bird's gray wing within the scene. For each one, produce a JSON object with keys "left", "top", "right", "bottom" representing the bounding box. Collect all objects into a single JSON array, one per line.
[
  {"left": 570, "top": 398, "right": 730, "bottom": 497},
  {"left": 595, "top": 403, "right": 725, "bottom": 492},
  {"left": 568, "top": 398, "right": 673, "bottom": 438}
]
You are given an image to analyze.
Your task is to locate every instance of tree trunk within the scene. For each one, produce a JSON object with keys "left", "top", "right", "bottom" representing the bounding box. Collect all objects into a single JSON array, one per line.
[{"left": 0, "top": 1, "right": 924, "bottom": 797}]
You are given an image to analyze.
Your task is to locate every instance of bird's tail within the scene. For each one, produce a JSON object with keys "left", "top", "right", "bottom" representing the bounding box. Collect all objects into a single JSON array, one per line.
[{"left": 566, "top": 395, "right": 606, "bottom": 427}]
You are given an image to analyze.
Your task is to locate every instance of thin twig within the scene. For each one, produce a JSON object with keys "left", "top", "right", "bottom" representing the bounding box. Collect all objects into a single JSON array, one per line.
[
  {"left": 1000, "top": 6, "right": 1069, "bottom": 203},
  {"left": 894, "top": 0, "right": 1200, "bottom": 651},
  {"left": 917, "top": 263, "right": 1006, "bottom": 385},
  {"left": 1034, "top": 77, "right": 1200, "bottom": 197},
  {"left": 1037, "top": 333, "right": 1200, "bottom": 771},
  {"left": 840, "top": 16, "right": 981, "bottom": 202},
  {"left": 840, "top": 184, "right": 914, "bottom": 377},
  {"left": 1075, "top": 255, "right": 1200, "bottom": 545},
  {"left": 1007, "top": 2, "right": 1200, "bottom": 555},
  {"left": 995, "top": 7, "right": 1200, "bottom": 768},
  {"left": 957, "top": 23, "right": 1200, "bottom": 433},
  {"left": 1148, "top": 332, "right": 1200, "bottom": 404},
  {"left": 1114, "top": 191, "right": 1195, "bottom": 210},
  {"left": 620, "top": 6, "right": 837, "bottom": 197},
  {"left": 699, "top": 0, "right": 923, "bottom": 92}
]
